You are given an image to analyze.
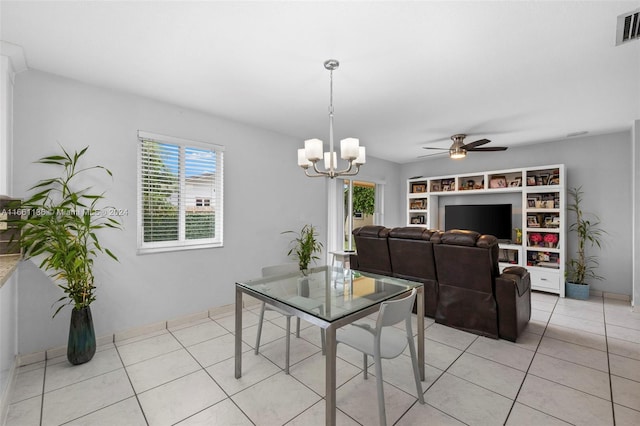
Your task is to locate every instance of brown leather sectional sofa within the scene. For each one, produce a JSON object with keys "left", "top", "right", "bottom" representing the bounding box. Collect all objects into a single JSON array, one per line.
[{"left": 350, "top": 226, "right": 531, "bottom": 341}]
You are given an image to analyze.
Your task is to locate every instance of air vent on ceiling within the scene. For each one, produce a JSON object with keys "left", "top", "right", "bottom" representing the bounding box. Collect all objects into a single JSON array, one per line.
[{"left": 616, "top": 9, "right": 640, "bottom": 45}]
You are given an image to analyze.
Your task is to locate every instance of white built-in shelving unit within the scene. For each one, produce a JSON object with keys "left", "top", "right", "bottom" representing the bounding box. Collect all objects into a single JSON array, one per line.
[{"left": 407, "top": 164, "right": 566, "bottom": 296}]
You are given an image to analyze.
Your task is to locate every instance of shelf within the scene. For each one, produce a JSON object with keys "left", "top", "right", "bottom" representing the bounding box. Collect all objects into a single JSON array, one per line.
[
  {"left": 526, "top": 246, "right": 560, "bottom": 253},
  {"left": 498, "top": 243, "right": 522, "bottom": 250},
  {"left": 526, "top": 227, "right": 560, "bottom": 233},
  {"left": 405, "top": 163, "right": 565, "bottom": 296}
]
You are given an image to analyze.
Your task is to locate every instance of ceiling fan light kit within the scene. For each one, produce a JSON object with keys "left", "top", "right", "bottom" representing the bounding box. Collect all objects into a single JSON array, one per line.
[
  {"left": 297, "top": 59, "right": 366, "bottom": 179},
  {"left": 449, "top": 134, "right": 468, "bottom": 159}
]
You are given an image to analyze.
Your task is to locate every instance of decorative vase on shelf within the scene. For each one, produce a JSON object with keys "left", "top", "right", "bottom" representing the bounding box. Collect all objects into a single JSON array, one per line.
[{"left": 67, "top": 306, "right": 96, "bottom": 365}]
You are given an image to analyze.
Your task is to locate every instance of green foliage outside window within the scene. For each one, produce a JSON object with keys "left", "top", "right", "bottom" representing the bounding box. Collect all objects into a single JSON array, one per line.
[{"left": 346, "top": 184, "right": 375, "bottom": 216}]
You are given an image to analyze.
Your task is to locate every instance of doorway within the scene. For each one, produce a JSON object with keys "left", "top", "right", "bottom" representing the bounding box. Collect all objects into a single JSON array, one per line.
[{"left": 341, "top": 179, "right": 383, "bottom": 251}]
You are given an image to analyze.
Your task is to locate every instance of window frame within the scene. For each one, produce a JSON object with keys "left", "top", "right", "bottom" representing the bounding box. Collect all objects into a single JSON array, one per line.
[{"left": 137, "top": 130, "right": 224, "bottom": 254}]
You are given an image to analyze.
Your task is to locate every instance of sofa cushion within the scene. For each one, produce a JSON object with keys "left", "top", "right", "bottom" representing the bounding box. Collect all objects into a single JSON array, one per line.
[
  {"left": 437, "top": 229, "right": 480, "bottom": 246},
  {"left": 352, "top": 226, "right": 392, "bottom": 275},
  {"left": 354, "top": 225, "right": 389, "bottom": 238},
  {"left": 388, "top": 227, "right": 434, "bottom": 240},
  {"left": 388, "top": 226, "right": 438, "bottom": 317}
]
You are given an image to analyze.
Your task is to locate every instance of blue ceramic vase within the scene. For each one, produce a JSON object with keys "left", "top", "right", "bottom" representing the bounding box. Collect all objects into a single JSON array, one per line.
[{"left": 67, "top": 306, "right": 96, "bottom": 365}]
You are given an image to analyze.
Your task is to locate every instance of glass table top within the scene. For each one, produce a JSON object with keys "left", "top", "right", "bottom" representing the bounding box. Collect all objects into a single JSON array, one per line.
[{"left": 236, "top": 266, "right": 421, "bottom": 322}]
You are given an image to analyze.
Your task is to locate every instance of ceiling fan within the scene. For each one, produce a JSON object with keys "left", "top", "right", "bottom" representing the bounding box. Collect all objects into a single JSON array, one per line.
[{"left": 422, "top": 134, "right": 508, "bottom": 159}]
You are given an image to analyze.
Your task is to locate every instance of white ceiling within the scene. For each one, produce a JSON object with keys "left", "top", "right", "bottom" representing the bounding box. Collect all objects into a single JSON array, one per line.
[{"left": 1, "top": 1, "right": 639, "bottom": 163}]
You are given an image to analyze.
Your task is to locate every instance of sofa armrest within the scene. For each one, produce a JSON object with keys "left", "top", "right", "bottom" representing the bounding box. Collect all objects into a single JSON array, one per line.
[
  {"left": 495, "top": 270, "right": 532, "bottom": 341},
  {"left": 500, "top": 267, "right": 530, "bottom": 297}
]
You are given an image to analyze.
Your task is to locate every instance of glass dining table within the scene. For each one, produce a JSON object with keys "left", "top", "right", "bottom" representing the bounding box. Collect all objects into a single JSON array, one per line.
[{"left": 235, "top": 266, "right": 424, "bottom": 426}]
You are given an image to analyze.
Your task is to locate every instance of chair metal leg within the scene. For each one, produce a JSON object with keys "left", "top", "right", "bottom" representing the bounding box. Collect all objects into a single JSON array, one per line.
[
  {"left": 374, "top": 353, "right": 387, "bottom": 426},
  {"left": 295, "top": 317, "right": 301, "bottom": 338},
  {"left": 254, "top": 302, "right": 266, "bottom": 355},
  {"left": 319, "top": 306, "right": 326, "bottom": 355},
  {"left": 285, "top": 315, "right": 291, "bottom": 374},
  {"left": 363, "top": 354, "right": 368, "bottom": 379},
  {"left": 407, "top": 334, "right": 425, "bottom": 404}
]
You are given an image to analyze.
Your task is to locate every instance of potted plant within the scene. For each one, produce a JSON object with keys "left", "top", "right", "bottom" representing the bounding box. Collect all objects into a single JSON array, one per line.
[
  {"left": 14, "top": 146, "right": 122, "bottom": 364},
  {"left": 282, "top": 224, "right": 323, "bottom": 275},
  {"left": 529, "top": 232, "right": 542, "bottom": 246},
  {"left": 565, "top": 186, "right": 605, "bottom": 300},
  {"left": 543, "top": 233, "right": 558, "bottom": 248}
]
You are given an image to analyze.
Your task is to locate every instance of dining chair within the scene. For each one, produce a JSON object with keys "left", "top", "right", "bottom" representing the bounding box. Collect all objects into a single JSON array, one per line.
[
  {"left": 255, "top": 264, "right": 326, "bottom": 374},
  {"left": 336, "top": 288, "right": 424, "bottom": 426}
]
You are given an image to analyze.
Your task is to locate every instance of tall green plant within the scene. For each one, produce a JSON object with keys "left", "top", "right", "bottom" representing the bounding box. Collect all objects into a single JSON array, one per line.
[
  {"left": 282, "top": 224, "right": 323, "bottom": 274},
  {"left": 16, "top": 146, "right": 122, "bottom": 316},
  {"left": 565, "top": 186, "right": 605, "bottom": 285}
]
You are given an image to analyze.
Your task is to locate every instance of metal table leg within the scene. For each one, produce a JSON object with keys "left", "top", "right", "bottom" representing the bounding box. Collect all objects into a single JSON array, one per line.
[
  {"left": 235, "top": 287, "right": 243, "bottom": 379},
  {"left": 325, "top": 324, "right": 337, "bottom": 426}
]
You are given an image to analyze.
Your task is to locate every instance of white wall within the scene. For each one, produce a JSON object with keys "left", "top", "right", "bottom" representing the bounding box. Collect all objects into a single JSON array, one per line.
[
  {"left": 0, "top": 52, "right": 18, "bottom": 416},
  {"left": 633, "top": 119, "right": 639, "bottom": 308},
  {"left": 12, "top": 70, "right": 335, "bottom": 354},
  {"left": 401, "top": 131, "right": 634, "bottom": 297}
]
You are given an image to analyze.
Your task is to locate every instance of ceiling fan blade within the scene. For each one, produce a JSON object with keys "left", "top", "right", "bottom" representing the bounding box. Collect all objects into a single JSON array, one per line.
[
  {"left": 422, "top": 147, "right": 449, "bottom": 151},
  {"left": 461, "top": 138, "right": 491, "bottom": 149},
  {"left": 467, "top": 146, "right": 508, "bottom": 152}
]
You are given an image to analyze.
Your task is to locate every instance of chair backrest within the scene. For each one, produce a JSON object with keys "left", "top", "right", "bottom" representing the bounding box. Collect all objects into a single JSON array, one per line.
[
  {"left": 352, "top": 226, "right": 392, "bottom": 275},
  {"left": 377, "top": 288, "right": 417, "bottom": 328},
  {"left": 261, "top": 263, "right": 299, "bottom": 278}
]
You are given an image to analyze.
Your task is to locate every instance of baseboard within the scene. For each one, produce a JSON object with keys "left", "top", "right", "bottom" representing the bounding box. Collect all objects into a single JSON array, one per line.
[
  {"left": 0, "top": 357, "right": 17, "bottom": 425},
  {"left": 588, "top": 289, "right": 631, "bottom": 302},
  {"left": 17, "top": 303, "right": 236, "bottom": 367},
  {"left": 603, "top": 292, "right": 631, "bottom": 301}
]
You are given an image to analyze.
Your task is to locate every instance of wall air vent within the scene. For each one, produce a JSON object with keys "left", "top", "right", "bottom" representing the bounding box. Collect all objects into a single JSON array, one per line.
[{"left": 616, "top": 9, "right": 640, "bottom": 45}]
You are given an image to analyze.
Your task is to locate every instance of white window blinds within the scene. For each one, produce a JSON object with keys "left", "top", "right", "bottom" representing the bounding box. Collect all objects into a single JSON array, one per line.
[{"left": 137, "top": 131, "right": 224, "bottom": 253}]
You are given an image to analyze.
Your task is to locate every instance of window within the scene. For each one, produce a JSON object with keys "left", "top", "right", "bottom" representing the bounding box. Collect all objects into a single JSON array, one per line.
[{"left": 137, "top": 131, "right": 224, "bottom": 253}]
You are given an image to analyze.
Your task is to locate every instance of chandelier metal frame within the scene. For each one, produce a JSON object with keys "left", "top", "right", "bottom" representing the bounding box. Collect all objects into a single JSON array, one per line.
[{"left": 297, "top": 59, "right": 365, "bottom": 179}]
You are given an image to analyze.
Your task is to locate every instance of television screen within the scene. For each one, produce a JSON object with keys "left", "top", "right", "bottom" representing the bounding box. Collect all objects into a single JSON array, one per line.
[{"left": 445, "top": 204, "right": 512, "bottom": 241}]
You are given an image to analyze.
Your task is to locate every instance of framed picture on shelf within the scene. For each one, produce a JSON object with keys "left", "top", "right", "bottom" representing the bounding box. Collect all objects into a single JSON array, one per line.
[
  {"left": 548, "top": 174, "right": 560, "bottom": 185},
  {"left": 431, "top": 183, "right": 441, "bottom": 192},
  {"left": 411, "top": 215, "right": 425, "bottom": 225},
  {"left": 544, "top": 216, "right": 554, "bottom": 227},
  {"left": 540, "top": 174, "right": 549, "bottom": 185},
  {"left": 410, "top": 199, "right": 427, "bottom": 210},
  {"left": 527, "top": 215, "right": 539, "bottom": 227},
  {"left": 527, "top": 198, "right": 537, "bottom": 208},
  {"left": 489, "top": 176, "right": 507, "bottom": 188},
  {"left": 411, "top": 183, "right": 427, "bottom": 193},
  {"left": 527, "top": 176, "right": 537, "bottom": 186},
  {"left": 509, "top": 177, "right": 522, "bottom": 187}
]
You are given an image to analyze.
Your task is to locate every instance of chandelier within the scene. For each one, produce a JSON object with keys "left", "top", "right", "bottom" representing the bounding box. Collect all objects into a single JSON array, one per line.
[{"left": 297, "top": 59, "right": 366, "bottom": 178}]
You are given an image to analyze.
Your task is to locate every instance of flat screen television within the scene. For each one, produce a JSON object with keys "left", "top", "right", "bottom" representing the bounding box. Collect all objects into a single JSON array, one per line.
[{"left": 445, "top": 204, "right": 512, "bottom": 241}]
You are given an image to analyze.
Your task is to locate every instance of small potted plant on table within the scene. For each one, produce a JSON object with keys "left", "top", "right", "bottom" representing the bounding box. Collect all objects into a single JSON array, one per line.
[{"left": 282, "top": 224, "right": 323, "bottom": 275}]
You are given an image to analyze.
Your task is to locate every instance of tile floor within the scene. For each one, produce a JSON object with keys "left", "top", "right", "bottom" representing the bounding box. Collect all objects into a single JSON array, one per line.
[{"left": 5, "top": 292, "right": 640, "bottom": 425}]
